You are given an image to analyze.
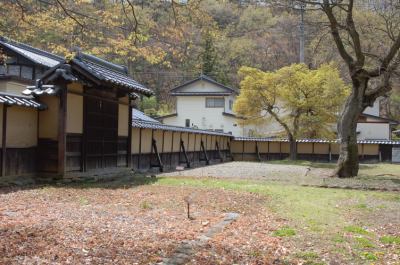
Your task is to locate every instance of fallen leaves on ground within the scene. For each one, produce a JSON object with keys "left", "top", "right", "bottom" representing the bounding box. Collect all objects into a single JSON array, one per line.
[{"left": 0, "top": 184, "right": 282, "bottom": 264}]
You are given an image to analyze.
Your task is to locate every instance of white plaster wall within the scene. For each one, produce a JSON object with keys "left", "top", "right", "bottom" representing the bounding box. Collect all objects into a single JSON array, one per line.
[
  {"left": 162, "top": 96, "right": 243, "bottom": 136},
  {"left": 356, "top": 123, "right": 390, "bottom": 140}
]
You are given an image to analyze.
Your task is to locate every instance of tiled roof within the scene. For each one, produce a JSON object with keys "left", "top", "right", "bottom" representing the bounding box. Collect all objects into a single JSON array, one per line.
[
  {"left": 132, "top": 119, "right": 233, "bottom": 137},
  {"left": 132, "top": 109, "right": 232, "bottom": 136},
  {"left": 24, "top": 51, "right": 153, "bottom": 97},
  {"left": 0, "top": 92, "right": 46, "bottom": 109},
  {"left": 234, "top": 137, "right": 400, "bottom": 145},
  {"left": 170, "top": 92, "right": 232, "bottom": 96},
  {"left": 170, "top": 74, "right": 238, "bottom": 95},
  {"left": 0, "top": 37, "right": 63, "bottom": 68},
  {"left": 132, "top": 109, "right": 160, "bottom": 123},
  {"left": 73, "top": 52, "right": 152, "bottom": 96}
]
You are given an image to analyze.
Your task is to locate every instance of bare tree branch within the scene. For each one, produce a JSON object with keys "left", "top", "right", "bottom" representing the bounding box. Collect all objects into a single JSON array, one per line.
[
  {"left": 321, "top": 0, "right": 355, "bottom": 70},
  {"left": 54, "top": 0, "right": 85, "bottom": 29}
]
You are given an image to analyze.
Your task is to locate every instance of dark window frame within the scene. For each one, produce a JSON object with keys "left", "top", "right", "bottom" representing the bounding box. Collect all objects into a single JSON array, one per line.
[{"left": 205, "top": 97, "right": 225, "bottom": 108}]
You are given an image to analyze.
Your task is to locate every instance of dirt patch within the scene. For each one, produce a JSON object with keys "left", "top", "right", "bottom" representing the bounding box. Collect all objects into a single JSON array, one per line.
[{"left": 0, "top": 184, "right": 281, "bottom": 264}]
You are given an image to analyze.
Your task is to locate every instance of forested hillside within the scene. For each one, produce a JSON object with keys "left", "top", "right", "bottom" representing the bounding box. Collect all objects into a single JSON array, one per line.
[{"left": 1, "top": 0, "right": 399, "bottom": 120}]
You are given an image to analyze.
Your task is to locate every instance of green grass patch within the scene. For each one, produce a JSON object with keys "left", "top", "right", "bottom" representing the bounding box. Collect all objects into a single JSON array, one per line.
[
  {"left": 344, "top": 225, "right": 369, "bottom": 235},
  {"left": 380, "top": 236, "right": 400, "bottom": 245},
  {"left": 332, "top": 234, "right": 345, "bottom": 243},
  {"left": 273, "top": 226, "right": 296, "bottom": 237},
  {"left": 361, "top": 252, "right": 378, "bottom": 261},
  {"left": 355, "top": 237, "right": 375, "bottom": 248},
  {"left": 155, "top": 177, "right": 399, "bottom": 234}
]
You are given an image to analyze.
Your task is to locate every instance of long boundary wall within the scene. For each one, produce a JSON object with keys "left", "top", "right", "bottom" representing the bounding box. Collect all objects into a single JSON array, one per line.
[
  {"left": 230, "top": 138, "right": 399, "bottom": 163},
  {"left": 131, "top": 127, "right": 232, "bottom": 172}
]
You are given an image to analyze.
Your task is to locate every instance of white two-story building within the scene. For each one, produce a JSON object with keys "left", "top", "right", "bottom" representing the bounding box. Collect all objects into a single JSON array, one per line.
[
  {"left": 158, "top": 75, "right": 247, "bottom": 136},
  {"left": 159, "top": 74, "right": 398, "bottom": 139}
]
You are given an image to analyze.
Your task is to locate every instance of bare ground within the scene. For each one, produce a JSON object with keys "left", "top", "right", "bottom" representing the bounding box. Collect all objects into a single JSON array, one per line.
[{"left": 0, "top": 184, "right": 283, "bottom": 265}]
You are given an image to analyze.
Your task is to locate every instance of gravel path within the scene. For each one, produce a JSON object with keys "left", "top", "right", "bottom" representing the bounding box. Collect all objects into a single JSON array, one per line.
[
  {"left": 157, "top": 161, "right": 400, "bottom": 191},
  {"left": 158, "top": 161, "right": 330, "bottom": 182}
]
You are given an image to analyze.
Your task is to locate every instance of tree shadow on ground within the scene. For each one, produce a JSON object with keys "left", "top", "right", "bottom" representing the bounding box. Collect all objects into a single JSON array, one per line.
[{"left": 0, "top": 175, "right": 160, "bottom": 195}]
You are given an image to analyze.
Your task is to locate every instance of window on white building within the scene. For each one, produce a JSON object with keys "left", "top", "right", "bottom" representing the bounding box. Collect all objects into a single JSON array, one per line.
[
  {"left": 185, "top": 119, "right": 190, "bottom": 127},
  {"left": 229, "top": 99, "right": 233, "bottom": 110},
  {"left": 205, "top": 97, "right": 224, "bottom": 108}
]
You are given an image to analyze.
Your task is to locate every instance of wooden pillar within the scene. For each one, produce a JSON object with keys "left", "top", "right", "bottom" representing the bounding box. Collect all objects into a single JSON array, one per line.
[
  {"left": 193, "top": 133, "right": 197, "bottom": 163},
  {"left": 161, "top": 130, "right": 165, "bottom": 165},
  {"left": 1, "top": 105, "right": 8, "bottom": 177},
  {"left": 138, "top": 128, "right": 142, "bottom": 169},
  {"left": 242, "top": 140, "right": 245, "bottom": 161},
  {"left": 127, "top": 98, "right": 132, "bottom": 167},
  {"left": 150, "top": 129, "right": 154, "bottom": 169},
  {"left": 328, "top": 143, "right": 332, "bottom": 162},
  {"left": 187, "top": 132, "right": 190, "bottom": 160},
  {"left": 170, "top": 132, "right": 174, "bottom": 167},
  {"left": 312, "top": 142, "right": 315, "bottom": 161},
  {"left": 57, "top": 87, "right": 67, "bottom": 177},
  {"left": 361, "top": 143, "right": 365, "bottom": 160},
  {"left": 82, "top": 94, "right": 87, "bottom": 172}
]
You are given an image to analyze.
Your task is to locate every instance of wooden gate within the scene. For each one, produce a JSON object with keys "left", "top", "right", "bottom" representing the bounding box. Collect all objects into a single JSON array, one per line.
[{"left": 85, "top": 97, "right": 118, "bottom": 170}]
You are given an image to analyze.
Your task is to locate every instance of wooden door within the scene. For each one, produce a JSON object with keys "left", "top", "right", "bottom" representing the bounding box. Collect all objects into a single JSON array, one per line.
[{"left": 85, "top": 97, "right": 118, "bottom": 170}]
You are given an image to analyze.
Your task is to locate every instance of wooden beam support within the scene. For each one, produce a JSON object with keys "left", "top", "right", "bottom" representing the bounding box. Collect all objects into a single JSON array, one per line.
[
  {"left": 1, "top": 105, "right": 8, "bottom": 177},
  {"left": 215, "top": 140, "right": 223, "bottom": 162},
  {"left": 57, "top": 86, "right": 67, "bottom": 177},
  {"left": 226, "top": 141, "right": 233, "bottom": 160},
  {"left": 127, "top": 97, "right": 132, "bottom": 168},
  {"left": 242, "top": 140, "right": 245, "bottom": 161},
  {"left": 170, "top": 131, "right": 174, "bottom": 167},
  {"left": 255, "top": 141, "right": 261, "bottom": 162},
  {"left": 193, "top": 133, "right": 197, "bottom": 163},
  {"left": 138, "top": 128, "right": 142, "bottom": 170},
  {"left": 82, "top": 93, "right": 87, "bottom": 172},
  {"left": 180, "top": 138, "right": 191, "bottom": 168},
  {"left": 150, "top": 137, "right": 164, "bottom": 172},
  {"left": 328, "top": 143, "right": 332, "bottom": 162},
  {"left": 161, "top": 130, "right": 165, "bottom": 165},
  {"left": 200, "top": 139, "right": 209, "bottom": 165}
]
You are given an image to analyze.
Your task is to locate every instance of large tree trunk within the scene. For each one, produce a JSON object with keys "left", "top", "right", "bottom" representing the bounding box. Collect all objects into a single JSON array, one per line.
[
  {"left": 288, "top": 134, "right": 297, "bottom": 160},
  {"left": 333, "top": 78, "right": 367, "bottom": 178}
]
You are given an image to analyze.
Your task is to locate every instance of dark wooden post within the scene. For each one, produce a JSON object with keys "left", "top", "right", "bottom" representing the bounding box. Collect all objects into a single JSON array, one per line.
[
  {"left": 242, "top": 140, "right": 245, "bottom": 161},
  {"left": 161, "top": 130, "right": 165, "bottom": 165},
  {"left": 170, "top": 131, "right": 174, "bottom": 167},
  {"left": 138, "top": 128, "right": 142, "bottom": 169},
  {"left": 82, "top": 93, "right": 87, "bottom": 172},
  {"left": 127, "top": 98, "right": 132, "bottom": 168},
  {"left": 193, "top": 133, "right": 197, "bottom": 163},
  {"left": 1, "top": 105, "right": 8, "bottom": 177},
  {"left": 255, "top": 141, "right": 261, "bottom": 162},
  {"left": 57, "top": 87, "right": 67, "bottom": 177}
]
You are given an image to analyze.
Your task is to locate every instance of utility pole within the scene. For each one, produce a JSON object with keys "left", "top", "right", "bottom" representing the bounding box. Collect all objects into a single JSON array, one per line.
[{"left": 299, "top": 2, "right": 306, "bottom": 64}]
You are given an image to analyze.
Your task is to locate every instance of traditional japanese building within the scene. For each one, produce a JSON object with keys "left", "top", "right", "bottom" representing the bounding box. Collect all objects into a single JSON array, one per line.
[
  {"left": 0, "top": 37, "right": 153, "bottom": 179},
  {"left": 24, "top": 49, "right": 153, "bottom": 178}
]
